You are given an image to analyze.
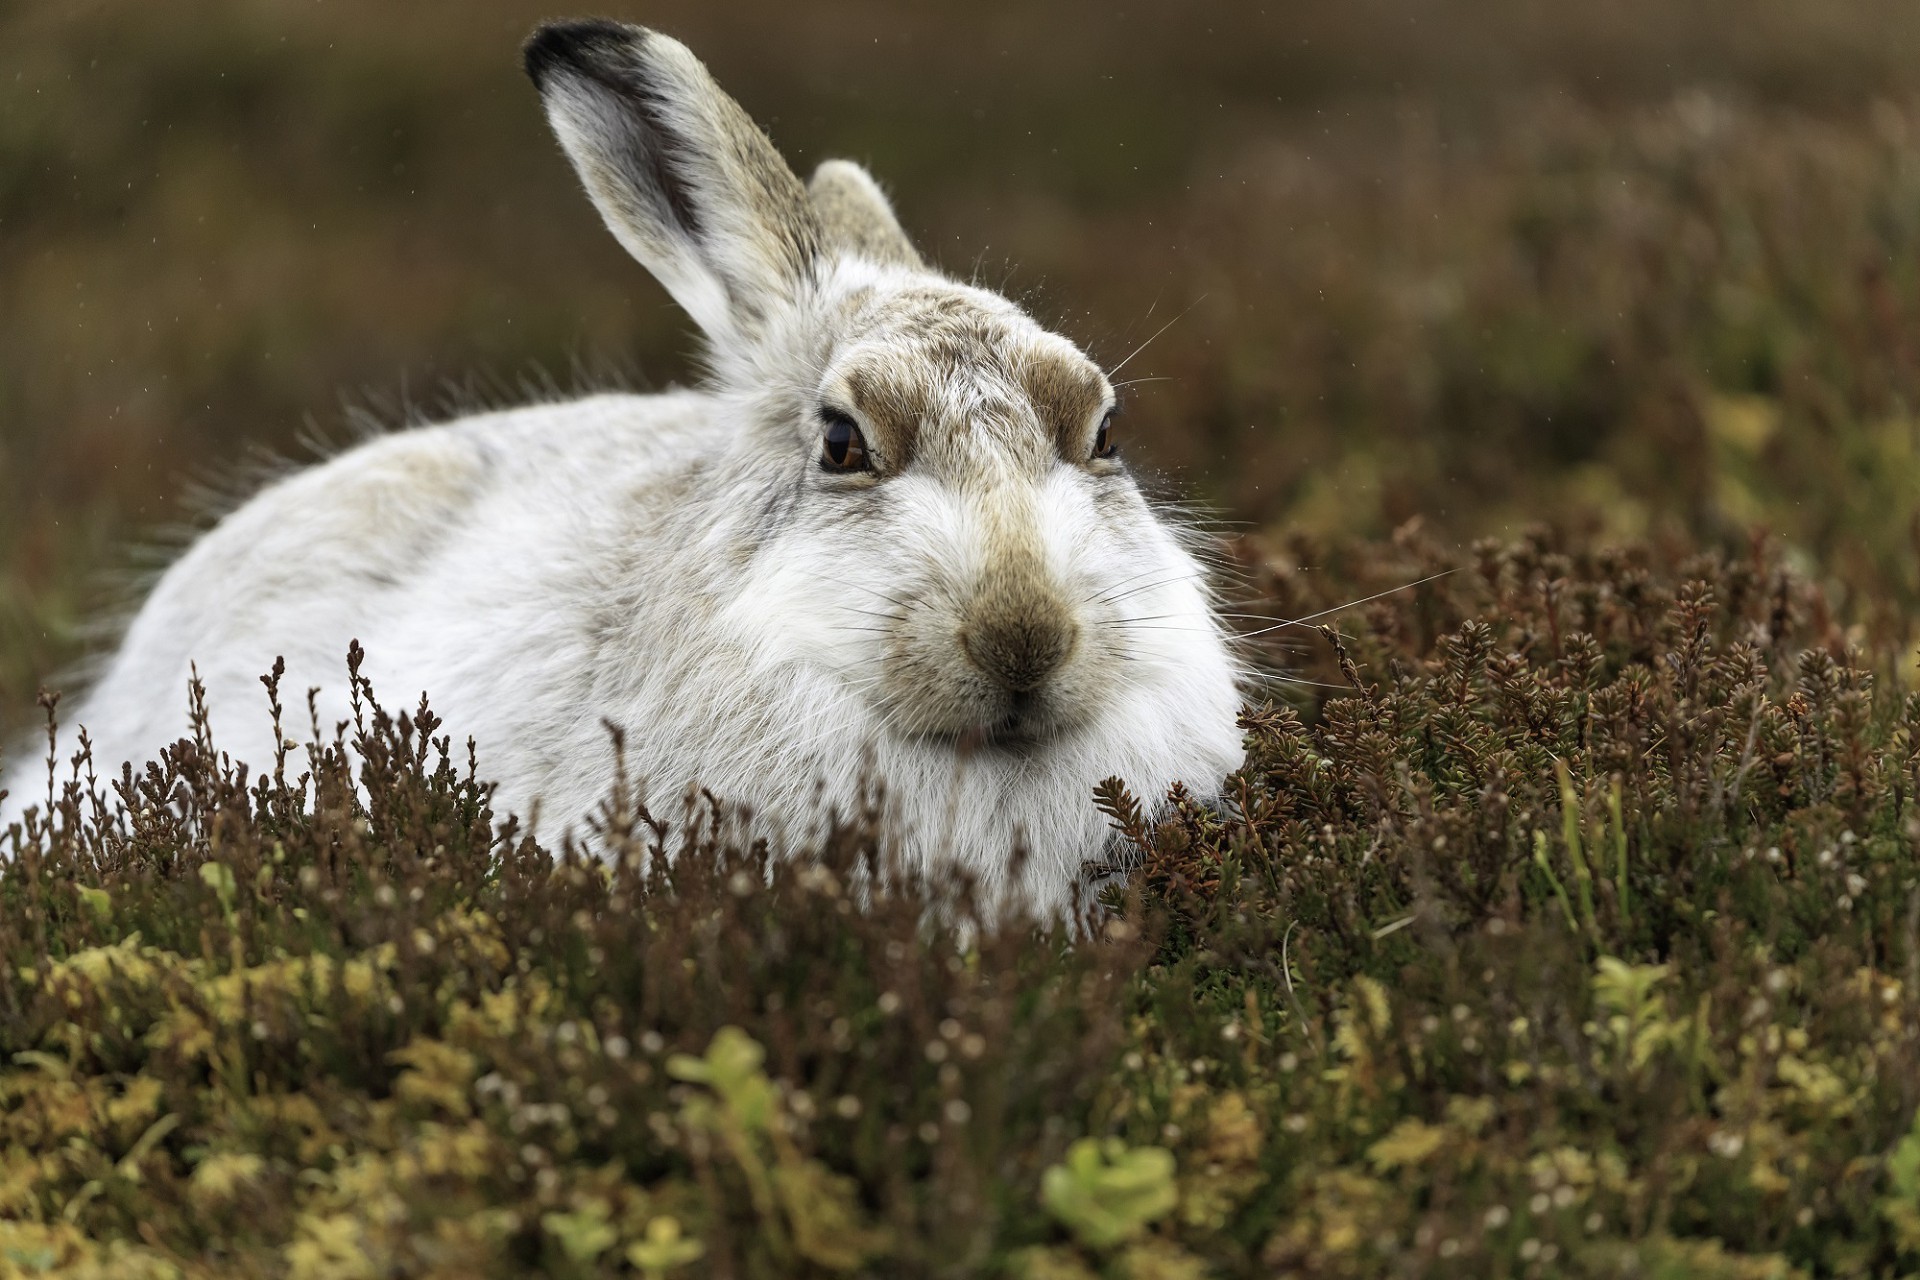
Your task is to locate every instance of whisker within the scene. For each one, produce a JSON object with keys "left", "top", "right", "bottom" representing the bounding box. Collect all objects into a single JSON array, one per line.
[
  {"left": 1214, "top": 611, "right": 1334, "bottom": 623},
  {"left": 823, "top": 579, "right": 915, "bottom": 611},
  {"left": 1237, "top": 570, "right": 1457, "bottom": 639},
  {"left": 1094, "top": 571, "right": 1203, "bottom": 606},
  {"left": 1099, "top": 624, "right": 1217, "bottom": 634},
  {"left": 1239, "top": 671, "right": 1353, "bottom": 690},
  {"left": 1103, "top": 612, "right": 1197, "bottom": 625},
  {"left": 1105, "top": 297, "right": 1203, "bottom": 379},
  {"left": 1094, "top": 564, "right": 1184, "bottom": 595}
]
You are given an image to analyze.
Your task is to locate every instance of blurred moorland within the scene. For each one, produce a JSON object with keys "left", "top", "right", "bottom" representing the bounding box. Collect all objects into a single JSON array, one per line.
[{"left": 5, "top": 0, "right": 1920, "bottom": 736}]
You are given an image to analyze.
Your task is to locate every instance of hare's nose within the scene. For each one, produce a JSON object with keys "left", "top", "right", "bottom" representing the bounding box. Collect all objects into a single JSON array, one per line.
[{"left": 960, "top": 599, "right": 1079, "bottom": 693}]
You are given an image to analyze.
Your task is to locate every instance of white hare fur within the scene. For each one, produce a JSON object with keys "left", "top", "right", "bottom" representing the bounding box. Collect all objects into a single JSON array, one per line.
[{"left": 0, "top": 21, "right": 1244, "bottom": 915}]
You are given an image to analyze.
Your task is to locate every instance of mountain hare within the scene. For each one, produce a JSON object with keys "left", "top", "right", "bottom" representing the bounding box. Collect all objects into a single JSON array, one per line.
[{"left": 2, "top": 20, "right": 1245, "bottom": 914}]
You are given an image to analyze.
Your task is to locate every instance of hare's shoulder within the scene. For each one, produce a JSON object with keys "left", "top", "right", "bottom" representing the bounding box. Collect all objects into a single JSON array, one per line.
[
  {"left": 447, "top": 389, "right": 715, "bottom": 490},
  {"left": 168, "top": 391, "right": 709, "bottom": 605}
]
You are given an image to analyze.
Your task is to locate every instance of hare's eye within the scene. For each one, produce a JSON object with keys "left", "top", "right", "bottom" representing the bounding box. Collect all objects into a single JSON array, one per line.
[
  {"left": 1091, "top": 407, "right": 1119, "bottom": 460},
  {"left": 820, "top": 410, "right": 871, "bottom": 473}
]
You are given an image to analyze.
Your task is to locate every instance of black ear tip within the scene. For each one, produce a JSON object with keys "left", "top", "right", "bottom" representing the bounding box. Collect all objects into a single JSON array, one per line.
[{"left": 523, "top": 19, "right": 647, "bottom": 89}]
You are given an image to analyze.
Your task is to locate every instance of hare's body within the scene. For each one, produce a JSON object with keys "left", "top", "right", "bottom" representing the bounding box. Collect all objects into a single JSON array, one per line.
[
  {"left": 2, "top": 21, "right": 1245, "bottom": 913},
  {"left": 51, "top": 392, "right": 715, "bottom": 799}
]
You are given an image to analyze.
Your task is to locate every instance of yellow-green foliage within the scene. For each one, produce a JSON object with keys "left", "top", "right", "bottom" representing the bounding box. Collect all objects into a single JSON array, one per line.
[
  {"left": 1041, "top": 1139, "right": 1178, "bottom": 1249},
  {"left": 4, "top": 533, "right": 1920, "bottom": 1276}
]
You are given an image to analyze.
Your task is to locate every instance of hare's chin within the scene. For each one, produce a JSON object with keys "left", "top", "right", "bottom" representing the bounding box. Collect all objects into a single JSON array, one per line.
[{"left": 914, "top": 692, "right": 1092, "bottom": 757}]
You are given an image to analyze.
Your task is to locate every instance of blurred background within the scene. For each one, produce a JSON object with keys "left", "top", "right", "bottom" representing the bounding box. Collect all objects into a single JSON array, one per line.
[{"left": 5, "top": 0, "right": 1920, "bottom": 739}]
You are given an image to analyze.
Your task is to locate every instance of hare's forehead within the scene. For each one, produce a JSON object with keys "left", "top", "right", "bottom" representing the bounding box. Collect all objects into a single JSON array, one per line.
[{"left": 822, "top": 285, "right": 1110, "bottom": 463}]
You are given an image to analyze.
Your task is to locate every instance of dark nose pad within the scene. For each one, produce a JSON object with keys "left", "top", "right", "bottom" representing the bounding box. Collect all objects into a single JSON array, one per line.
[{"left": 961, "top": 606, "right": 1078, "bottom": 693}]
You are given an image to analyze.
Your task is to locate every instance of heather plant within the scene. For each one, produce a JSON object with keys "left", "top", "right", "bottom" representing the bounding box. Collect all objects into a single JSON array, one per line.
[{"left": 5, "top": 531, "right": 1919, "bottom": 1277}]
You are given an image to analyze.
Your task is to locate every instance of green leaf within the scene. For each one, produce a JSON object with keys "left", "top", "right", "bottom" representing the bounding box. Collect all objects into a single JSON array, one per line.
[
  {"left": 1367, "top": 1119, "right": 1449, "bottom": 1172},
  {"left": 774, "top": 1160, "right": 891, "bottom": 1271},
  {"left": 540, "top": 1200, "right": 618, "bottom": 1264},
  {"left": 627, "top": 1216, "right": 705, "bottom": 1278},
  {"left": 1879, "top": 1110, "right": 1920, "bottom": 1252},
  {"left": 197, "top": 861, "right": 237, "bottom": 916},
  {"left": 1041, "top": 1138, "right": 1178, "bottom": 1249},
  {"left": 668, "top": 1026, "right": 776, "bottom": 1132}
]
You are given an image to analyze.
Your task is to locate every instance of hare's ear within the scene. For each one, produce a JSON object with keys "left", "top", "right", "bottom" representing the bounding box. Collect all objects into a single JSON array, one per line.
[
  {"left": 808, "top": 160, "right": 922, "bottom": 269},
  {"left": 525, "top": 21, "right": 822, "bottom": 347}
]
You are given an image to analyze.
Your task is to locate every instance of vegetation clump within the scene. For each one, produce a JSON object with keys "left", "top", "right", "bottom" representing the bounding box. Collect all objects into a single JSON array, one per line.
[{"left": 5, "top": 530, "right": 1920, "bottom": 1278}]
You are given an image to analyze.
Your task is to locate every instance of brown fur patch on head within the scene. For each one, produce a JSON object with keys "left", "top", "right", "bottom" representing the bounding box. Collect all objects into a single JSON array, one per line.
[
  {"left": 824, "top": 284, "right": 1111, "bottom": 477},
  {"left": 1020, "top": 355, "right": 1112, "bottom": 460},
  {"left": 841, "top": 365, "right": 926, "bottom": 471}
]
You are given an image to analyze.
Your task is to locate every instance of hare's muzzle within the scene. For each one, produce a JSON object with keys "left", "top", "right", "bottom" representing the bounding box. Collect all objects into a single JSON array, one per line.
[{"left": 958, "top": 595, "right": 1079, "bottom": 696}]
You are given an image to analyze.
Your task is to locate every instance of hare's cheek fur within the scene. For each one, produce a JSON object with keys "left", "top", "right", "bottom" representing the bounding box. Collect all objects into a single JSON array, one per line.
[{"left": 729, "top": 453, "right": 1228, "bottom": 754}]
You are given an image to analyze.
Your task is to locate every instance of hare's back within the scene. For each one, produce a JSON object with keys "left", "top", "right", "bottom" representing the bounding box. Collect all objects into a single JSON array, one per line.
[{"left": 52, "top": 391, "right": 710, "bottom": 783}]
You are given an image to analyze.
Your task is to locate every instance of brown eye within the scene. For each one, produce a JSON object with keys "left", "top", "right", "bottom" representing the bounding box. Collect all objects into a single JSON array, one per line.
[
  {"left": 820, "top": 409, "right": 871, "bottom": 473},
  {"left": 1091, "top": 407, "right": 1118, "bottom": 460}
]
